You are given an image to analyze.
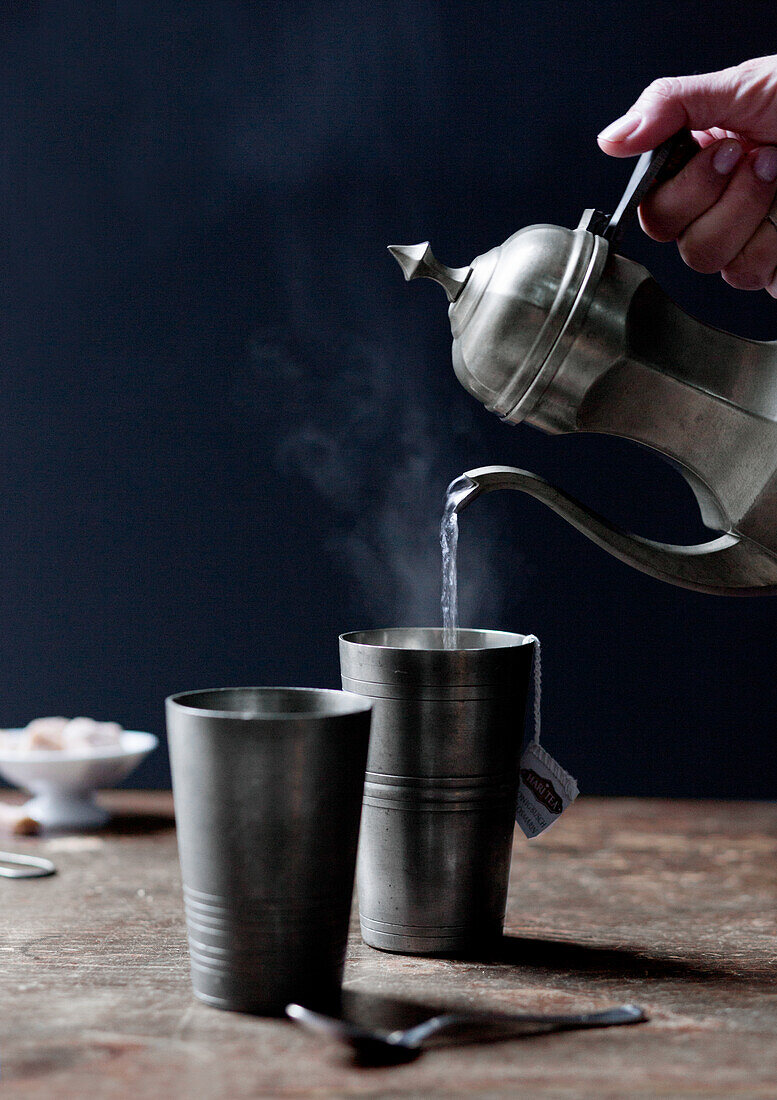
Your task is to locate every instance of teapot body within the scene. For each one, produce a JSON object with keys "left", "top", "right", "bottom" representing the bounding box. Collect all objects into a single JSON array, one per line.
[{"left": 448, "top": 223, "right": 777, "bottom": 556}]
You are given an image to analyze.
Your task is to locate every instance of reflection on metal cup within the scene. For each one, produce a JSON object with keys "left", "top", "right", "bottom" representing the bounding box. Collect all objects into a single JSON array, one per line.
[
  {"left": 340, "top": 628, "right": 534, "bottom": 956},
  {"left": 166, "top": 687, "right": 372, "bottom": 1014}
]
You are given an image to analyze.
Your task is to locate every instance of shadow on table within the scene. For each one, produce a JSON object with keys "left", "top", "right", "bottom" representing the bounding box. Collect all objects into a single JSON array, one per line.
[
  {"left": 103, "top": 808, "right": 176, "bottom": 835},
  {"left": 341, "top": 989, "right": 448, "bottom": 1032},
  {"left": 465, "top": 933, "right": 775, "bottom": 987}
]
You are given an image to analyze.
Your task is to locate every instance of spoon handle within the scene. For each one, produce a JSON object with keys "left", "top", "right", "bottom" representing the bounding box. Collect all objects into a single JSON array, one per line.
[{"left": 400, "top": 1003, "right": 647, "bottom": 1046}]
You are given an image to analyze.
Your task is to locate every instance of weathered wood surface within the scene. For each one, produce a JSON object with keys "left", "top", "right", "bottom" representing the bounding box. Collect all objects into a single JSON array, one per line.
[{"left": 1, "top": 793, "right": 776, "bottom": 1098}]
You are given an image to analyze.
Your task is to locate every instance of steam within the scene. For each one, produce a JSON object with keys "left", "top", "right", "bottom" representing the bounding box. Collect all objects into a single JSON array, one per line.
[
  {"left": 213, "top": 0, "right": 522, "bottom": 627},
  {"left": 237, "top": 326, "right": 517, "bottom": 627}
]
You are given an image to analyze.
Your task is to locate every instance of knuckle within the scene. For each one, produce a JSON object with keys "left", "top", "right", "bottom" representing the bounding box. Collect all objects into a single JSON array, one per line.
[
  {"left": 735, "top": 58, "right": 761, "bottom": 80},
  {"left": 721, "top": 265, "right": 766, "bottom": 290},
  {"left": 735, "top": 57, "right": 771, "bottom": 86},
  {"left": 678, "top": 235, "right": 723, "bottom": 274},
  {"left": 721, "top": 229, "right": 777, "bottom": 289},
  {"left": 722, "top": 245, "right": 751, "bottom": 275},
  {"left": 643, "top": 75, "right": 684, "bottom": 103},
  {"left": 736, "top": 58, "right": 762, "bottom": 77},
  {"left": 733, "top": 62, "right": 777, "bottom": 114},
  {"left": 646, "top": 226, "right": 677, "bottom": 244},
  {"left": 638, "top": 205, "right": 677, "bottom": 242}
]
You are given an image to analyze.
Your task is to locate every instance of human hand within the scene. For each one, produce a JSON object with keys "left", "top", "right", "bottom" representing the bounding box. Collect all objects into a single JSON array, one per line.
[{"left": 598, "top": 57, "right": 777, "bottom": 296}]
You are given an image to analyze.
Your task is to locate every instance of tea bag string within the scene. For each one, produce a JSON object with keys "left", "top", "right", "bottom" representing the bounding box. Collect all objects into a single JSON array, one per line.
[{"left": 524, "top": 634, "right": 541, "bottom": 745}]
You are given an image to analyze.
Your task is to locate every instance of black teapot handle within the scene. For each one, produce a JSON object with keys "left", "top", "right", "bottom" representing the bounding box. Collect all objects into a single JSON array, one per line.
[
  {"left": 603, "top": 128, "right": 699, "bottom": 245},
  {"left": 580, "top": 129, "right": 699, "bottom": 244}
]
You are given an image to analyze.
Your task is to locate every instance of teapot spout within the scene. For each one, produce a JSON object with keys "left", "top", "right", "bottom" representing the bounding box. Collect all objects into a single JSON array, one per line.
[
  {"left": 458, "top": 465, "right": 777, "bottom": 596},
  {"left": 388, "top": 242, "right": 471, "bottom": 302}
]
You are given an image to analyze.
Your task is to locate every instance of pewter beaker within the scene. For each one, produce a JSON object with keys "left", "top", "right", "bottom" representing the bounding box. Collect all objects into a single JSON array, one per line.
[
  {"left": 339, "top": 629, "right": 534, "bottom": 955},
  {"left": 166, "top": 687, "right": 372, "bottom": 1014}
]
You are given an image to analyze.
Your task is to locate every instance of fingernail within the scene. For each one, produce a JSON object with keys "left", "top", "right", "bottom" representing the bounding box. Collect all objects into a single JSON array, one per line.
[
  {"left": 754, "top": 147, "right": 777, "bottom": 183},
  {"left": 598, "top": 111, "right": 641, "bottom": 143},
  {"left": 712, "top": 141, "right": 742, "bottom": 175}
]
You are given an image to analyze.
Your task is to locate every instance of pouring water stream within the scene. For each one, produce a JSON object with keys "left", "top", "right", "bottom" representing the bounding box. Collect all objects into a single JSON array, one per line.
[
  {"left": 441, "top": 475, "right": 542, "bottom": 742},
  {"left": 440, "top": 475, "right": 475, "bottom": 649}
]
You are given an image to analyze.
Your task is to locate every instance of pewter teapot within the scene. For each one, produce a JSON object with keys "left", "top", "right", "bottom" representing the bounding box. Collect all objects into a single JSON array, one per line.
[{"left": 390, "top": 133, "right": 777, "bottom": 595}]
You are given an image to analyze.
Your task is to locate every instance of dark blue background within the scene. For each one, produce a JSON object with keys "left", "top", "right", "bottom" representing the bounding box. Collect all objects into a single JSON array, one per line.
[{"left": 1, "top": 2, "right": 776, "bottom": 795}]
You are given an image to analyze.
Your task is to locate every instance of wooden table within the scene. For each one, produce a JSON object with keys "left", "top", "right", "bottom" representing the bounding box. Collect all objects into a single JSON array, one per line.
[{"left": 2, "top": 793, "right": 777, "bottom": 1098}]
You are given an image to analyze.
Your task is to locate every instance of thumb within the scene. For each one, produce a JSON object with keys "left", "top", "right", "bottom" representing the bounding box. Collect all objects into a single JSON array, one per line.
[{"left": 597, "top": 58, "right": 777, "bottom": 157}]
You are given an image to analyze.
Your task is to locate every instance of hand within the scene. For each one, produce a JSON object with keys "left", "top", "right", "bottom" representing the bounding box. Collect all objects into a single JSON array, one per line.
[{"left": 597, "top": 56, "right": 777, "bottom": 296}]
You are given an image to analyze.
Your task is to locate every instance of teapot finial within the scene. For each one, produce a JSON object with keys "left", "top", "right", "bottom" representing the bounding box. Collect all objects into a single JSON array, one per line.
[{"left": 388, "top": 241, "right": 471, "bottom": 303}]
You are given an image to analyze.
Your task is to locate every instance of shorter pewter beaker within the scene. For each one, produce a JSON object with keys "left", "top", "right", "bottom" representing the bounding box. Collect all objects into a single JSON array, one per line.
[
  {"left": 339, "top": 628, "right": 534, "bottom": 955},
  {"left": 166, "top": 687, "right": 372, "bottom": 1014}
]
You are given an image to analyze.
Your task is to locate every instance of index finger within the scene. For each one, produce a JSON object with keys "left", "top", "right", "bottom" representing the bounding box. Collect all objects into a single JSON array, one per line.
[{"left": 598, "top": 59, "right": 777, "bottom": 157}]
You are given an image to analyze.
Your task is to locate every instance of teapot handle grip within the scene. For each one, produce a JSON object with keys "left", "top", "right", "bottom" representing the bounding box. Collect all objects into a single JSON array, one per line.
[
  {"left": 456, "top": 466, "right": 777, "bottom": 595},
  {"left": 603, "top": 129, "right": 698, "bottom": 245}
]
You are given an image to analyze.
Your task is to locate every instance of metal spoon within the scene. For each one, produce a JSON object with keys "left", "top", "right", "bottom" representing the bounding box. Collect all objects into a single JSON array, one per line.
[{"left": 286, "top": 1002, "right": 647, "bottom": 1064}]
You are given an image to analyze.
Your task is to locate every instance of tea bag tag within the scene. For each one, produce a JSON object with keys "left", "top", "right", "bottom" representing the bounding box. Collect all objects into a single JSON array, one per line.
[
  {"left": 517, "top": 740, "right": 579, "bottom": 838},
  {"left": 515, "top": 636, "right": 579, "bottom": 839}
]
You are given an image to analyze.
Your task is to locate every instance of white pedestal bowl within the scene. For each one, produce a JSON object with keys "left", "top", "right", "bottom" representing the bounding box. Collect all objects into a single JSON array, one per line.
[{"left": 0, "top": 731, "right": 158, "bottom": 830}]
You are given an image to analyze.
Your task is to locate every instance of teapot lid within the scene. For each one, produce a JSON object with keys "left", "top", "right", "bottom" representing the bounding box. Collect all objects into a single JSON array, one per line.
[{"left": 390, "top": 223, "right": 608, "bottom": 424}]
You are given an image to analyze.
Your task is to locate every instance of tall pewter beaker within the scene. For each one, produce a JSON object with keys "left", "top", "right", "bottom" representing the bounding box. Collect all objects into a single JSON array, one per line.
[
  {"left": 339, "top": 628, "right": 534, "bottom": 955},
  {"left": 166, "top": 687, "right": 372, "bottom": 1014}
]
